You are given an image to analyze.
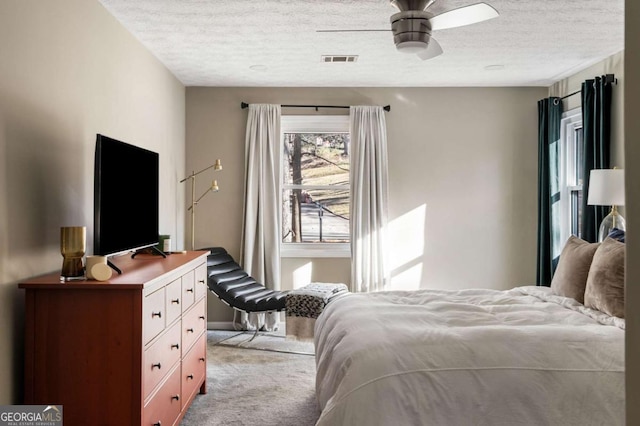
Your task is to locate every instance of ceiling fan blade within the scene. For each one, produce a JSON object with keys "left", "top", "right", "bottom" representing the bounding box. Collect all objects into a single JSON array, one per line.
[
  {"left": 429, "top": 3, "right": 499, "bottom": 31},
  {"left": 316, "top": 29, "right": 391, "bottom": 33},
  {"left": 416, "top": 38, "right": 443, "bottom": 60}
]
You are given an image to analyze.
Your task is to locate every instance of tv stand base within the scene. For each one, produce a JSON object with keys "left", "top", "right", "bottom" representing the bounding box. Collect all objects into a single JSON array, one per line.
[
  {"left": 107, "top": 259, "right": 122, "bottom": 275},
  {"left": 131, "top": 245, "right": 167, "bottom": 259}
]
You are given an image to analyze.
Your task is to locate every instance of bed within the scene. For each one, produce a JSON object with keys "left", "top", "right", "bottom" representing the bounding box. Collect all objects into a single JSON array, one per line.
[{"left": 314, "top": 285, "right": 624, "bottom": 426}]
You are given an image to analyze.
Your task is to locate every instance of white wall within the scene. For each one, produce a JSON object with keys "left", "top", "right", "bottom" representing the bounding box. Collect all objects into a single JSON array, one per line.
[
  {"left": 0, "top": 0, "right": 186, "bottom": 403},
  {"left": 186, "top": 86, "right": 546, "bottom": 322}
]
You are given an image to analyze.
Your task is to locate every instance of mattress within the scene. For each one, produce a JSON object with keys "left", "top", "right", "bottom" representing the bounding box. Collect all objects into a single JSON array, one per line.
[{"left": 314, "top": 286, "right": 624, "bottom": 426}]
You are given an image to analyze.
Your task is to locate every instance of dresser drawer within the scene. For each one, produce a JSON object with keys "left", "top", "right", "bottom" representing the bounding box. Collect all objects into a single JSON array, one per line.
[
  {"left": 143, "top": 287, "right": 166, "bottom": 344},
  {"left": 194, "top": 263, "right": 208, "bottom": 301},
  {"left": 143, "top": 320, "right": 182, "bottom": 400},
  {"left": 182, "top": 270, "right": 195, "bottom": 312},
  {"left": 165, "top": 278, "right": 182, "bottom": 325},
  {"left": 182, "top": 298, "right": 207, "bottom": 352},
  {"left": 181, "top": 332, "right": 207, "bottom": 409},
  {"left": 143, "top": 364, "right": 181, "bottom": 426}
]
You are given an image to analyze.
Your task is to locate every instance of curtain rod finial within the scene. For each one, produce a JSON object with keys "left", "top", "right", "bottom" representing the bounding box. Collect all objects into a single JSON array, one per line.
[{"left": 241, "top": 102, "right": 249, "bottom": 109}]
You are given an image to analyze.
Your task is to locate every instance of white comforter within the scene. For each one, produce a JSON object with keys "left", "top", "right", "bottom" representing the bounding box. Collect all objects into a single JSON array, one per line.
[{"left": 314, "top": 286, "right": 624, "bottom": 426}]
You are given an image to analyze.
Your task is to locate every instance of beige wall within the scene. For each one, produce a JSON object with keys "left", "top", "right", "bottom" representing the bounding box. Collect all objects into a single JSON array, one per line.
[
  {"left": 186, "top": 86, "right": 546, "bottom": 322},
  {"left": 0, "top": 0, "right": 186, "bottom": 403},
  {"left": 281, "top": 258, "right": 351, "bottom": 291},
  {"left": 626, "top": 1, "right": 640, "bottom": 423}
]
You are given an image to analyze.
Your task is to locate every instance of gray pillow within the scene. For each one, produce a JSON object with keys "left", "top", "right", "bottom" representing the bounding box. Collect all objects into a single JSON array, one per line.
[
  {"left": 584, "top": 237, "right": 626, "bottom": 318},
  {"left": 550, "top": 236, "right": 600, "bottom": 303}
]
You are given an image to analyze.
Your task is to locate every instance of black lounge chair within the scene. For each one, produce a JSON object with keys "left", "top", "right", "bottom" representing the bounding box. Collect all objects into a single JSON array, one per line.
[{"left": 203, "top": 247, "right": 286, "bottom": 340}]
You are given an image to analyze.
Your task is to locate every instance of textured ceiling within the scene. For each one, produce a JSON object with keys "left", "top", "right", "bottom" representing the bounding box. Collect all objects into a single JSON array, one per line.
[{"left": 98, "top": 0, "right": 624, "bottom": 87}]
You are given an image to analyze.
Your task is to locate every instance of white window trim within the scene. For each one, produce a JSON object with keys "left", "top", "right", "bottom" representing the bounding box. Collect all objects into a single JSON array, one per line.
[
  {"left": 280, "top": 243, "right": 351, "bottom": 258},
  {"left": 559, "top": 108, "right": 583, "bottom": 246},
  {"left": 281, "top": 115, "right": 349, "bottom": 133},
  {"left": 285, "top": 184, "right": 350, "bottom": 191},
  {"left": 280, "top": 115, "right": 351, "bottom": 258}
]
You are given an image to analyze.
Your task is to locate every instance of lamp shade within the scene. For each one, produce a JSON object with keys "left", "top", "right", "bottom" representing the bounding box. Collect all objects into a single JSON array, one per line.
[{"left": 587, "top": 169, "right": 625, "bottom": 206}]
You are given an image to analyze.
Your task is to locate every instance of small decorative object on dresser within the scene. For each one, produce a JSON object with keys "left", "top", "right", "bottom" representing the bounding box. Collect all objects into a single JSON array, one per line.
[
  {"left": 85, "top": 255, "right": 110, "bottom": 280},
  {"left": 19, "top": 250, "right": 210, "bottom": 426},
  {"left": 60, "top": 226, "right": 86, "bottom": 281}
]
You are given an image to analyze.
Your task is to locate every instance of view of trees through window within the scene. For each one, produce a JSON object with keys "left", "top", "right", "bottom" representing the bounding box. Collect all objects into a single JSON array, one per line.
[{"left": 282, "top": 132, "right": 350, "bottom": 243}]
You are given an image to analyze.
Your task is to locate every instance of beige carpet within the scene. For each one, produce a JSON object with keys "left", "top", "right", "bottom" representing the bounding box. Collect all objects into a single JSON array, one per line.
[{"left": 180, "top": 330, "right": 320, "bottom": 426}]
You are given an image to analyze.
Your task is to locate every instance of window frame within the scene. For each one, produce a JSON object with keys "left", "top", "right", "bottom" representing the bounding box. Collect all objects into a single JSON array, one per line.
[
  {"left": 280, "top": 115, "right": 351, "bottom": 258},
  {"left": 559, "top": 107, "right": 583, "bottom": 246}
]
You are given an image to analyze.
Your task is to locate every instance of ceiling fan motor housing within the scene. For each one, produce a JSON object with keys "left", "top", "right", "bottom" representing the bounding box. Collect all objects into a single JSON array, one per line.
[
  {"left": 390, "top": 10, "right": 433, "bottom": 53},
  {"left": 390, "top": 0, "right": 434, "bottom": 12}
]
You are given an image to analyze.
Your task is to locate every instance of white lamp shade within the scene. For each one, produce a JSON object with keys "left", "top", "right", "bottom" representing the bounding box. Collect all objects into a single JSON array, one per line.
[{"left": 587, "top": 169, "right": 625, "bottom": 206}]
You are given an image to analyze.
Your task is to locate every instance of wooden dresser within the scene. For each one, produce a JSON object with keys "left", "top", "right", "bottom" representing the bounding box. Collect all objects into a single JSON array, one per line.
[{"left": 19, "top": 250, "right": 209, "bottom": 426}]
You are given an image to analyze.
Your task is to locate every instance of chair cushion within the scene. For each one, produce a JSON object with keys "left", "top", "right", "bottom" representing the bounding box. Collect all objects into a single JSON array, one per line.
[{"left": 201, "top": 247, "right": 286, "bottom": 313}]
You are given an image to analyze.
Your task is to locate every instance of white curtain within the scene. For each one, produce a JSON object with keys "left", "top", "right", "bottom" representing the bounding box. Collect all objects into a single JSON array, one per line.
[
  {"left": 238, "top": 104, "right": 281, "bottom": 331},
  {"left": 349, "top": 106, "right": 390, "bottom": 293}
]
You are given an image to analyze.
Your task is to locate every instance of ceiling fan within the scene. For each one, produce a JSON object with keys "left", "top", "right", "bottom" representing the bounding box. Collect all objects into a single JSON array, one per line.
[{"left": 317, "top": 0, "right": 499, "bottom": 60}]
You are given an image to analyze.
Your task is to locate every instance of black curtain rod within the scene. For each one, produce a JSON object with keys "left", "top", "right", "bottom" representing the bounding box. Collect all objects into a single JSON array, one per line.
[
  {"left": 241, "top": 102, "right": 391, "bottom": 112},
  {"left": 560, "top": 73, "right": 617, "bottom": 100}
]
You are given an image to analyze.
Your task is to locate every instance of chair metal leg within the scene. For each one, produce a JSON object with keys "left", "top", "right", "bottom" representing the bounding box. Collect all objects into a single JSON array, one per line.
[{"left": 248, "top": 327, "right": 260, "bottom": 342}]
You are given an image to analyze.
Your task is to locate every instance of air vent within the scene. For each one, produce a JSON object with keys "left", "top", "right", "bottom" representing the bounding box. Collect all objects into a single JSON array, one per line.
[{"left": 322, "top": 55, "right": 358, "bottom": 63}]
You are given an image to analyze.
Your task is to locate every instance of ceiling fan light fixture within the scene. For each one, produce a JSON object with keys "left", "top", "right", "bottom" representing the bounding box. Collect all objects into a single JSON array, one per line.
[{"left": 396, "top": 40, "right": 429, "bottom": 53}]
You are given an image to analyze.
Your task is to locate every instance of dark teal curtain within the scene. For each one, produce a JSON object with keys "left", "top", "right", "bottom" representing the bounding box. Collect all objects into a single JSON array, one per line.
[
  {"left": 580, "top": 76, "right": 612, "bottom": 243},
  {"left": 536, "top": 97, "right": 563, "bottom": 286}
]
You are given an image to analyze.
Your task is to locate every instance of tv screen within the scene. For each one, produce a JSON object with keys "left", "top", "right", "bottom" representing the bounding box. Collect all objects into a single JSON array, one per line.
[{"left": 94, "top": 134, "right": 159, "bottom": 257}]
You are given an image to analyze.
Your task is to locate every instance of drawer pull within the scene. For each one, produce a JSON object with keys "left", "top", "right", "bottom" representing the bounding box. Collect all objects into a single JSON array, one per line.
[
  {"left": 152, "top": 311, "right": 162, "bottom": 318},
  {"left": 198, "top": 279, "right": 205, "bottom": 284},
  {"left": 186, "top": 288, "right": 194, "bottom": 293},
  {"left": 171, "top": 343, "right": 180, "bottom": 350},
  {"left": 171, "top": 298, "right": 180, "bottom": 304},
  {"left": 153, "top": 422, "right": 162, "bottom": 426},
  {"left": 152, "top": 363, "right": 161, "bottom": 370},
  {"left": 171, "top": 395, "right": 180, "bottom": 401},
  {"left": 187, "top": 328, "right": 194, "bottom": 333},
  {"left": 199, "top": 316, "right": 205, "bottom": 320},
  {"left": 187, "top": 374, "right": 194, "bottom": 380},
  {"left": 199, "top": 357, "right": 205, "bottom": 362}
]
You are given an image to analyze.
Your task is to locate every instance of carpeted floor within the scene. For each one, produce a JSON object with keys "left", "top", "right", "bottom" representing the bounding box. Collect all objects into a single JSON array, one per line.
[{"left": 180, "top": 330, "right": 320, "bottom": 426}]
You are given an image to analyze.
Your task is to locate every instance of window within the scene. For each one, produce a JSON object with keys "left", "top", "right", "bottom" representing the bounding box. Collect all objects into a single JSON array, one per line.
[
  {"left": 281, "top": 116, "right": 350, "bottom": 257},
  {"left": 559, "top": 108, "right": 584, "bottom": 245}
]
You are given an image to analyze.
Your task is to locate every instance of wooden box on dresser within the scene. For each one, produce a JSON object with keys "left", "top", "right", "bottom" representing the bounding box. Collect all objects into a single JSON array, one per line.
[{"left": 19, "top": 250, "right": 210, "bottom": 426}]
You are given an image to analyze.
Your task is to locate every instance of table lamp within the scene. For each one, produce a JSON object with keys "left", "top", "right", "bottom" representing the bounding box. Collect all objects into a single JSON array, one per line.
[{"left": 587, "top": 168, "right": 625, "bottom": 241}]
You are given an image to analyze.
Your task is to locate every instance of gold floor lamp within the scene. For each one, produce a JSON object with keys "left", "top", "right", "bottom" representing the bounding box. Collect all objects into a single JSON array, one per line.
[{"left": 180, "top": 159, "right": 222, "bottom": 250}]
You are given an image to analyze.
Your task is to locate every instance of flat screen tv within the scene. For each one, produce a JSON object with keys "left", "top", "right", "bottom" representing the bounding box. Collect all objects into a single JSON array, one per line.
[{"left": 94, "top": 134, "right": 159, "bottom": 261}]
